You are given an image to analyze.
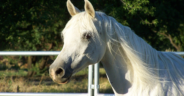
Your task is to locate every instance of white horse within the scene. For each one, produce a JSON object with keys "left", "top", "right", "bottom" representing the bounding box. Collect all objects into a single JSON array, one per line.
[{"left": 49, "top": 0, "right": 184, "bottom": 95}]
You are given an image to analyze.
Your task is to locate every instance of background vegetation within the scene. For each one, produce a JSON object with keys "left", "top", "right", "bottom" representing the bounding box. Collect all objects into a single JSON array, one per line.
[{"left": 0, "top": 0, "right": 184, "bottom": 93}]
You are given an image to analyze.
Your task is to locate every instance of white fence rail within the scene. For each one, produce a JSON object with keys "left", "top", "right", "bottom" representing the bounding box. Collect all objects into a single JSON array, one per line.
[
  {"left": 0, "top": 93, "right": 88, "bottom": 96},
  {"left": 0, "top": 51, "right": 184, "bottom": 96},
  {"left": 0, "top": 51, "right": 60, "bottom": 56}
]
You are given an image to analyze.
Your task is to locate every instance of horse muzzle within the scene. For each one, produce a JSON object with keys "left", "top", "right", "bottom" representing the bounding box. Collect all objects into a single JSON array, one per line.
[{"left": 49, "top": 67, "right": 72, "bottom": 84}]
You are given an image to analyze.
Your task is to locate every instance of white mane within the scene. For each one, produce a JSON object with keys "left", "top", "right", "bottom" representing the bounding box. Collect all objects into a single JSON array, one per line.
[
  {"left": 95, "top": 12, "right": 160, "bottom": 92},
  {"left": 93, "top": 12, "right": 184, "bottom": 95}
]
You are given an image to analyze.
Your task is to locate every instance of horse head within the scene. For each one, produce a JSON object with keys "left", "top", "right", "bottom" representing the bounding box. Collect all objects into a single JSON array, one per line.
[{"left": 49, "top": 0, "right": 106, "bottom": 84}]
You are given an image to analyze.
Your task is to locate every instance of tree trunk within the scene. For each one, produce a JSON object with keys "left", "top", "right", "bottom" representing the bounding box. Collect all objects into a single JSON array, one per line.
[
  {"left": 27, "top": 56, "right": 36, "bottom": 77},
  {"left": 27, "top": 56, "right": 33, "bottom": 77},
  {"left": 39, "top": 56, "right": 48, "bottom": 70}
]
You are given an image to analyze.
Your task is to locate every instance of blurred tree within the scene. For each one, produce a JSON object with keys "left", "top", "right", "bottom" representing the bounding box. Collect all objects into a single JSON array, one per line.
[
  {"left": 0, "top": 0, "right": 70, "bottom": 76},
  {"left": 0, "top": 0, "right": 183, "bottom": 76},
  {"left": 0, "top": 0, "right": 69, "bottom": 50},
  {"left": 101, "top": 0, "right": 184, "bottom": 51}
]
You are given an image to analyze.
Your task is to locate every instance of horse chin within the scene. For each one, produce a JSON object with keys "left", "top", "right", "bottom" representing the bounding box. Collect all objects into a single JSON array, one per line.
[
  {"left": 54, "top": 76, "right": 72, "bottom": 84},
  {"left": 59, "top": 79, "right": 70, "bottom": 84}
]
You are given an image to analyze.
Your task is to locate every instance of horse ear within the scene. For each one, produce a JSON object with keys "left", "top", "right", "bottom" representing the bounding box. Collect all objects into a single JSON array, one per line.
[
  {"left": 84, "top": 0, "right": 95, "bottom": 18},
  {"left": 67, "top": 0, "right": 81, "bottom": 16}
]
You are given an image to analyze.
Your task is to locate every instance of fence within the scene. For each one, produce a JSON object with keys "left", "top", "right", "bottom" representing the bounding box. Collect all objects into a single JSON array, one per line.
[{"left": 0, "top": 51, "right": 184, "bottom": 96}]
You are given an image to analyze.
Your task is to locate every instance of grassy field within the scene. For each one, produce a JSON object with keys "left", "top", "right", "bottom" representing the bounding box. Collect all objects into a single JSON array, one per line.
[
  {"left": 0, "top": 67, "right": 113, "bottom": 93},
  {"left": 0, "top": 56, "right": 113, "bottom": 93}
]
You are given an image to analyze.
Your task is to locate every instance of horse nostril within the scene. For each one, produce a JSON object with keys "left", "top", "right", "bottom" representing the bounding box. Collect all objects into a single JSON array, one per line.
[{"left": 55, "top": 68, "right": 64, "bottom": 77}]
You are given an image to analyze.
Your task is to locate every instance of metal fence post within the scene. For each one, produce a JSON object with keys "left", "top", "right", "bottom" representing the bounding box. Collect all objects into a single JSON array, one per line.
[
  {"left": 94, "top": 63, "right": 99, "bottom": 96},
  {"left": 88, "top": 65, "right": 93, "bottom": 96}
]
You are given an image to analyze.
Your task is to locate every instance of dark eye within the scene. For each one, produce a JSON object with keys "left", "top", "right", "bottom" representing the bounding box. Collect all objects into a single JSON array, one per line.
[{"left": 83, "top": 33, "right": 92, "bottom": 40}]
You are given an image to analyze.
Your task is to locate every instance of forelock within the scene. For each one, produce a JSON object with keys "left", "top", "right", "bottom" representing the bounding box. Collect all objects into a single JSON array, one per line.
[{"left": 62, "top": 11, "right": 101, "bottom": 42}]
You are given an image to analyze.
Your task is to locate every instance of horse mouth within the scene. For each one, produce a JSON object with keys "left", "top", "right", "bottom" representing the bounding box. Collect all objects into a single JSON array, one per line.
[
  {"left": 60, "top": 77, "right": 71, "bottom": 84},
  {"left": 53, "top": 75, "right": 72, "bottom": 84}
]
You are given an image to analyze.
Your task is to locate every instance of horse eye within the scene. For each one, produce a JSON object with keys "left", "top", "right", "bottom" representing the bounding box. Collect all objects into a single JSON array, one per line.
[{"left": 83, "top": 33, "right": 92, "bottom": 40}]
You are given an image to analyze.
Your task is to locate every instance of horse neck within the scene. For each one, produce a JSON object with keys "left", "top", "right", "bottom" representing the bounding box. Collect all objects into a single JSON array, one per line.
[
  {"left": 101, "top": 43, "right": 132, "bottom": 95},
  {"left": 99, "top": 16, "right": 160, "bottom": 95}
]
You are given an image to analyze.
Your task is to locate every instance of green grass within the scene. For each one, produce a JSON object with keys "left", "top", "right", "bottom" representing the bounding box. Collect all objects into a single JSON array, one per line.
[
  {"left": 0, "top": 56, "right": 113, "bottom": 93},
  {"left": 0, "top": 67, "right": 113, "bottom": 93},
  {"left": 0, "top": 69, "right": 27, "bottom": 76},
  {"left": 74, "top": 67, "right": 88, "bottom": 76}
]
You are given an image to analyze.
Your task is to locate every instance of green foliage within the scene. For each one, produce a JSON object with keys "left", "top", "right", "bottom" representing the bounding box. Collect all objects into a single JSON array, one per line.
[
  {"left": 0, "top": 0, "right": 183, "bottom": 76},
  {"left": 0, "top": 0, "right": 70, "bottom": 76},
  {"left": 0, "top": 70, "right": 27, "bottom": 76},
  {"left": 0, "top": 0, "right": 68, "bottom": 51},
  {"left": 97, "top": 0, "right": 184, "bottom": 51},
  {"left": 28, "top": 63, "right": 42, "bottom": 76},
  {"left": 1, "top": 0, "right": 183, "bottom": 51}
]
